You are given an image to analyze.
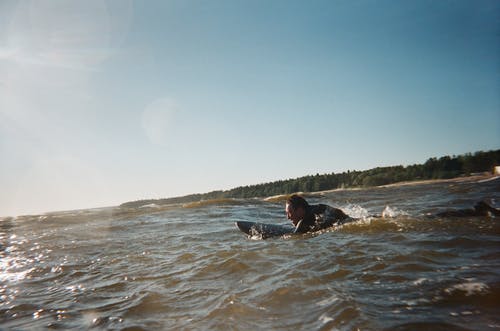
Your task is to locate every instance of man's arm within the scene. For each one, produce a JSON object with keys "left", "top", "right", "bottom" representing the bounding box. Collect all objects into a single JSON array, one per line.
[{"left": 293, "top": 219, "right": 308, "bottom": 233}]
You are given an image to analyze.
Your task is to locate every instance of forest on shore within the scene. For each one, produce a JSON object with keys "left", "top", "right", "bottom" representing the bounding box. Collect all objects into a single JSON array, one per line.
[{"left": 121, "top": 150, "right": 500, "bottom": 208}]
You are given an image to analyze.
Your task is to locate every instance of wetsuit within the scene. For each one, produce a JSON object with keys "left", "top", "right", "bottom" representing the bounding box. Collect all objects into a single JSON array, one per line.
[{"left": 294, "top": 204, "right": 350, "bottom": 234}]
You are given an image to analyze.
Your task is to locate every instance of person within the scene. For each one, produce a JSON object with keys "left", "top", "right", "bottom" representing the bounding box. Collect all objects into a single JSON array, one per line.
[
  {"left": 285, "top": 194, "right": 351, "bottom": 233},
  {"left": 284, "top": 195, "right": 499, "bottom": 235}
]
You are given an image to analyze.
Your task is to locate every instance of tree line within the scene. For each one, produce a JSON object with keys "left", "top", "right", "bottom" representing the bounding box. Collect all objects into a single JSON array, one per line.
[{"left": 120, "top": 149, "right": 500, "bottom": 208}]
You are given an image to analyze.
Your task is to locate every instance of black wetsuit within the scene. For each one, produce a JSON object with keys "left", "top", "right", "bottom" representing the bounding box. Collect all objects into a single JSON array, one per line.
[{"left": 294, "top": 204, "right": 350, "bottom": 234}]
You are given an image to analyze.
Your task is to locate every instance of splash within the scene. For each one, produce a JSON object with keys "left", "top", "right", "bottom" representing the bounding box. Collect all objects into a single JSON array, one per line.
[
  {"left": 381, "top": 205, "right": 409, "bottom": 218},
  {"left": 342, "top": 204, "right": 370, "bottom": 219}
]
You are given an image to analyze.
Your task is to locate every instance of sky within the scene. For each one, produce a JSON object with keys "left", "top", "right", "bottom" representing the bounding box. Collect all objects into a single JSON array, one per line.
[{"left": 1, "top": 0, "right": 499, "bottom": 216}]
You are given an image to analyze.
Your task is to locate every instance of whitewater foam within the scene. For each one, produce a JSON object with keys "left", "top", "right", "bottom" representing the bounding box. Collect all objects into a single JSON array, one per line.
[{"left": 444, "top": 282, "right": 489, "bottom": 296}]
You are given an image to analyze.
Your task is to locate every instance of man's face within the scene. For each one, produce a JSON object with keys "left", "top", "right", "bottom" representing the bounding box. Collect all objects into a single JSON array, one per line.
[{"left": 286, "top": 203, "right": 304, "bottom": 225}]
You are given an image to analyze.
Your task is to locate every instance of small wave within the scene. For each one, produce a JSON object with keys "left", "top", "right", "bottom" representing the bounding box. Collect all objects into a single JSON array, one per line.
[
  {"left": 138, "top": 203, "right": 161, "bottom": 209},
  {"left": 182, "top": 198, "right": 246, "bottom": 208},
  {"left": 477, "top": 175, "right": 500, "bottom": 183},
  {"left": 413, "top": 278, "right": 429, "bottom": 286},
  {"left": 444, "top": 282, "right": 489, "bottom": 297},
  {"left": 383, "top": 321, "right": 472, "bottom": 331},
  {"left": 123, "top": 291, "right": 168, "bottom": 316},
  {"left": 263, "top": 194, "right": 288, "bottom": 203},
  {"left": 336, "top": 217, "right": 405, "bottom": 234},
  {"left": 316, "top": 295, "right": 340, "bottom": 307},
  {"left": 440, "top": 237, "right": 497, "bottom": 249},
  {"left": 192, "top": 257, "right": 251, "bottom": 280},
  {"left": 318, "top": 313, "right": 334, "bottom": 324},
  {"left": 430, "top": 280, "right": 494, "bottom": 308},
  {"left": 201, "top": 296, "right": 265, "bottom": 330}
]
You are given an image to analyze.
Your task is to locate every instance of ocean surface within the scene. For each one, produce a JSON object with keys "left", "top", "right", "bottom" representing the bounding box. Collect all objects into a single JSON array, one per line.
[{"left": 1, "top": 177, "right": 499, "bottom": 330}]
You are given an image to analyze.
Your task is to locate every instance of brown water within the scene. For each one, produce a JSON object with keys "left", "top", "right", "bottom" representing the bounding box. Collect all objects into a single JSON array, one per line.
[{"left": 1, "top": 177, "right": 499, "bottom": 330}]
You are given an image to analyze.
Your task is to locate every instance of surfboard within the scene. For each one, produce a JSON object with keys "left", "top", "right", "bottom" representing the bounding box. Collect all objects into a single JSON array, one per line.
[{"left": 235, "top": 221, "right": 295, "bottom": 239}]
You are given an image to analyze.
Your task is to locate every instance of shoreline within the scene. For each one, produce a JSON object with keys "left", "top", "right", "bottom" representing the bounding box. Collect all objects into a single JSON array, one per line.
[
  {"left": 378, "top": 172, "right": 497, "bottom": 188},
  {"left": 275, "top": 172, "right": 498, "bottom": 199},
  {"left": 262, "top": 172, "right": 500, "bottom": 202}
]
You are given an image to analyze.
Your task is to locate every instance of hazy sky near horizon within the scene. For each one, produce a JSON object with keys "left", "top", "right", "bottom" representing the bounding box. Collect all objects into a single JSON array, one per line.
[{"left": 1, "top": 0, "right": 499, "bottom": 216}]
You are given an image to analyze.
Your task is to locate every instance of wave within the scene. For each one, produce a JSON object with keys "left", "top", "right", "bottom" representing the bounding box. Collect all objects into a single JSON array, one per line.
[
  {"left": 263, "top": 194, "right": 289, "bottom": 203},
  {"left": 182, "top": 198, "right": 256, "bottom": 208},
  {"left": 183, "top": 198, "right": 234, "bottom": 208},
  {"left": 383, "top": 321, "right": 473, "bottom": 331},
  {"left": 444, "top": 282, "right": 490, "bottom": 297}
]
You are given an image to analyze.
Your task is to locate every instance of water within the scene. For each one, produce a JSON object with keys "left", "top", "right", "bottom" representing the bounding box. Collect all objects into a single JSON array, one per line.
[{"left": 1, "top": 177, "right": 499, "bottom": 330}]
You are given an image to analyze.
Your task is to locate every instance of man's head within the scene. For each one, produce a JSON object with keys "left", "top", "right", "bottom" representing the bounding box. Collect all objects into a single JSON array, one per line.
[{"left": 285, "top": 194, "right": 309, "bottom": 225}]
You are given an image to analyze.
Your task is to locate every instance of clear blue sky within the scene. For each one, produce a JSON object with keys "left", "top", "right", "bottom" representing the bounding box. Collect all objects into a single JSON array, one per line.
[{"left": 1, "top": 0, "right": 499, "bottom": 216}]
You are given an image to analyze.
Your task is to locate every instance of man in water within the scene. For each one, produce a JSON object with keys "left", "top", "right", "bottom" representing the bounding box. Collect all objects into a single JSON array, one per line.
[
  {"left": 285, "top": 194, "right": 351, "bottom": 233},
  {"left": 285, "top": 195, "right": 499, "bottom": 234}
]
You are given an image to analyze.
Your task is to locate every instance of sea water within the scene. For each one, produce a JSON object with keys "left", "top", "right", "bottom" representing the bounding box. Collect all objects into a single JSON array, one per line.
[{"left": 1, "top": 177, "right": 499, "bottom": 330}]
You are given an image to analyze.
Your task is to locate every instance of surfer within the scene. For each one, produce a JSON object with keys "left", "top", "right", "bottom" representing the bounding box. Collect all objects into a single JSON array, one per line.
[
  {"left": 236, "top": 196, "right": 499, "bottom": 239},
  {"left": 285, "top": 196, "right": 499, "bottom": 233},
  {"left": 285, "top": 194, "right": 351, "bottom": 233}
]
